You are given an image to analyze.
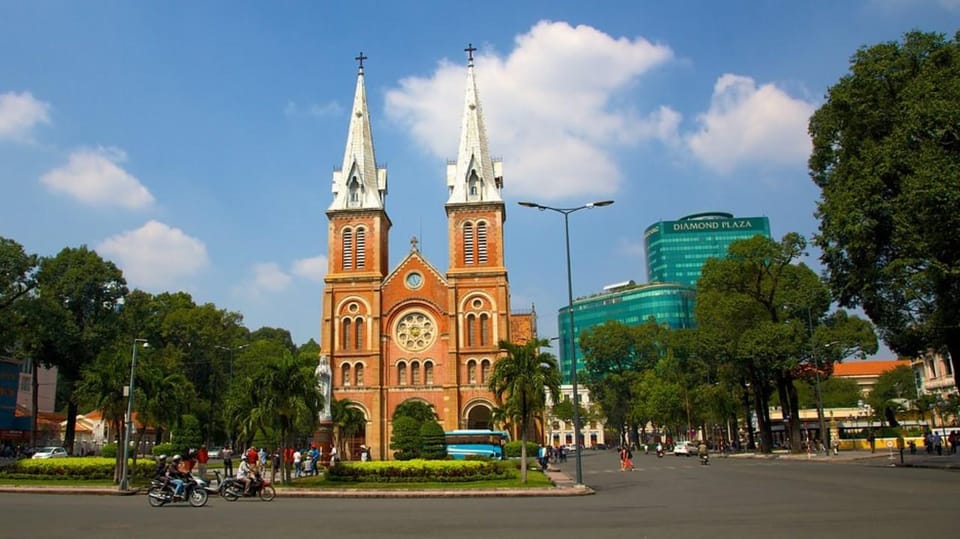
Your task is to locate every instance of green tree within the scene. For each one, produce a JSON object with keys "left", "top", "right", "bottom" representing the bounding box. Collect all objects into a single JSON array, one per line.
[
  {"left": 795, "top": 376, "right": 862, "bottom": 409},
  {"left": 390, "top": 416, "right": 421, "bottom": 460},
  {"left": 28, "top": 246, "right": 127, "bottom": 454},
  {"left": 866, "top": 365, "right": 916, "bottom": 426},
  {"left": 74, "top": 344, "right": 132, "bottom": 482},
  {"left": 0, "top": 237, "right": 37, "bottom": 351},
  {"left": 392, "top": 400, "right": 439, "bottom": 423},
  {"left": 419, "top": 420, "right": 447, "bottom": 460},
  {"left": 809, "top": 30, "right": 960, "bottom": 390},
  {"left": 246, "top": 350, "right": 322, "bottom": 482},
  {"left": 488, "top": 338, "right": 561, "bottom": 483},
  {"left": 172, "top": 414, "right": 203, "bottom": 455},
  {"left": 331, "top": 398, "right": 366, "bottom": 460}
]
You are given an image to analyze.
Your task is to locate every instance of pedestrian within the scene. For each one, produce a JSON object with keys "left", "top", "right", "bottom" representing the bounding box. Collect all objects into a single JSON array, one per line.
[
  {"left": 950, "top": 431, "right": 957, "bottom": 455},
  {"left": 259, "top": 446, "right": 267, "bottom": 468},
  {"left": 934, "top": 432, "right": 943, "bottom": 456},
  {"left": 197, "top": 444, "right": 209, "bottom": 480},
  {"left": 221, "top": 445, "right": 234, "bottom": 478},
  {"left": 293, "top": 448, "right": 302, "bottom": 478},
  {"left": 329, "top": 445, "right": 338, "bottom": 464},
  {"left": 360, "top": 445, "right": 369, "bottom": 462}
]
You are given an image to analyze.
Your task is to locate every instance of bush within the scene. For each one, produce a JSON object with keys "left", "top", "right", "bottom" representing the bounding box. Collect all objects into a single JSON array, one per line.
[
  {"left": 101, "top": 444, "right": 118, "bottom": 458},
  {"left": 152, "top": 443, "right": 175, "bottom": 457},
  {"left": 0, "top": 457, "right": 154, "bottom": 480},
  {"left": 326, "top": 459, "right": 514, "bottom": 483},
  {"left": 504, "top": 441, "right": 539, "bottom": 458},
  {"left": 419, "top": 420, "right": 447, "bottom": 460},
  {"left": 390, "top": 416, "right": 421, "bottom": 460},
  {"left": 172, "top": 415, "right": 202, "bottom": 455}
]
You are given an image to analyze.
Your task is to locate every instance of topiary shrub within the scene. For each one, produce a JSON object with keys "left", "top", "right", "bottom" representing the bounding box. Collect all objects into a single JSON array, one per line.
[
  {"left": 419, "top": 420, "right": 447, "bottom": 460},
  {"left": 390, "top": 416, "right": 421, "bottom": 460}
]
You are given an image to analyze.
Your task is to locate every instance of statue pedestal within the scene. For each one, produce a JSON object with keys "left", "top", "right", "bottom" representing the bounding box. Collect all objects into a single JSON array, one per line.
[{"left": 315, "top": 420, "right": 334, "bottom": 467}]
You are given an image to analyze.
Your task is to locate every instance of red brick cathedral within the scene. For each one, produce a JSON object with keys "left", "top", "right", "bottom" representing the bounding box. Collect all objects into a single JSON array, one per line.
[{"left": 319, "top": 50, "right": 535, "bottom": 460}]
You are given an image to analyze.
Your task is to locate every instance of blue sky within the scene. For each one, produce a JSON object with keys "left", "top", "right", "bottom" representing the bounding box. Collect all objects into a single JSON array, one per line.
[{"left": 1, "top": 1, "right": 957, "bottom": 357}]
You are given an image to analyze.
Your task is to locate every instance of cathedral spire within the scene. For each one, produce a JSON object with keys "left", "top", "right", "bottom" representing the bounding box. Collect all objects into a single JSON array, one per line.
[
  {"left": 446, "top": 43, "right": 503, "bottom": 205},
  {"left": 330, "top": 52, "right": 387, "bottom": 211}
]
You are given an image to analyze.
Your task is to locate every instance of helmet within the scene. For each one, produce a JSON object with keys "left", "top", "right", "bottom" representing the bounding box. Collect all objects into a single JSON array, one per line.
[
  {"left": 158, "top": 454, "right": 167, "bottom": 462},
  {"left": 172, "top": 454, "right": 182, "bottom": 462}
]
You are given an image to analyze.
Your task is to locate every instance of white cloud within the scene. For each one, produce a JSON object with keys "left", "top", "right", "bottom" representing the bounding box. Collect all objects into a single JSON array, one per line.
[
  {"left": 0, "top": 91, "right": 51, "bottom": 141},
  {"left": 291, "top": 256, "right": 328, "bottom": 282},
  {"left": 40, "top": 147, "right": 155, "bottom": 209},
  {"left": 97, "top": 220, "right": 209, "bottom": 289},
  {"left": 251, "top": 263, "right": 292, "bottom": 293},
  {"left": 385, "top": 20, "right": 675, "bottom": 200},
  {"left": 685, "top": 74, "right": 816, "bottom": 174}
]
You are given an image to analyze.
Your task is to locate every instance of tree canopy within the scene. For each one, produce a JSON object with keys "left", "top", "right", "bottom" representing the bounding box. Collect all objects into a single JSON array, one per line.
[{"left": 809, "top": 30, "right": 960, "bottom": 389}]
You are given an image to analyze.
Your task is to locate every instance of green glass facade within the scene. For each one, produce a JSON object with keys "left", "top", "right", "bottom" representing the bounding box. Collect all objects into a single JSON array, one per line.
[
  {"left": 645, "top": 212, "right": 771, "bottom": 286},
  {"left": 557, "top": 282, "right": 695, "bottom": 384},
  {"left": 556, "top": 212, "right": 771, "bottom": 384}
]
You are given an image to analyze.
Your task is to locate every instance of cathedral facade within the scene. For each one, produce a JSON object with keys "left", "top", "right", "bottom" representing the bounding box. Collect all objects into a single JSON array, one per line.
[{"left": 319, "top": 50, "right": 535, "bottom": 460}]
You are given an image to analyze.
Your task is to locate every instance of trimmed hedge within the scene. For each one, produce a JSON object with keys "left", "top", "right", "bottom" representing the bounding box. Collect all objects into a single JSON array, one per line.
[
  {"left": 152, "top": 443, "right": 175, "bottom": 457},
  {"left": 0, "top": 457, "right": 154, "bottom": 480},
  {"left": 504, "top": 441, "right": 539, "bottom": 458},
  {"left": 326, "top": 459, "right": 516, "bottom": 483}
]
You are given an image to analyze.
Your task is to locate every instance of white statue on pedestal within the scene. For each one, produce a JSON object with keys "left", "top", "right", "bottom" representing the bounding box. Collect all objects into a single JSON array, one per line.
[{"left": 316, "top": 355, "right": 332, "bottom": 422}]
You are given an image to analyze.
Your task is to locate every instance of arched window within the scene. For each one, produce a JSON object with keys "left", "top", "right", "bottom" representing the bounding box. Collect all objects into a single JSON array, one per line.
[
  {"left": 348, "top": 176, "right": 361, "bottom": 207},
  {"left": 424, "top": 361, "right": 434, "bottom": 385},
  {"left": 468, "top": 170, "right": 480, "bottom": 200},
  {"left": 355, "top": 364, "right": 364, "bottom": 386},
  {"left": 477, "top": 221, "right": 488, "bottom": 264},
  {"left": 466, "top": 314, "right": 476, "bottom": 347},
  {"left": 354, "top": 318, "right": 364, "bottom": 350},
  {"left": 342, "top": 228, "right": 353, "bottom": 269},
  {"left": 479, "top": 313, "right": 490, "bottom": 346},
  {"left": 467, "top": 360, "right": 477, "bottom": 384},
  {"left": 355, "top": 228, "right": 366, "bottom": 269},
  {"left": 411, "top": 362, "right": 421, "bottom": 385},
  {"left": 480, "top": 359, "right": 491, "bottom": 384},
  {"left": 463, "top": 222, "right": 474, "bottom": 265},
  {"left": 398, "top": 362, "right": 407, "bottom": 385},
  {"left": 341, "top": 363, "right": 351, "bottom": 386},
  {"left": 342, "top": 319, "right": 352, "bottom": 351}
]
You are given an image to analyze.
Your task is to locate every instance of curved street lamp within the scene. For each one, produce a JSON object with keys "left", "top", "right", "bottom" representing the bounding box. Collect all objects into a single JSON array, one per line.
[{"left": 518, "top": 200, "right": 614, "bottom": 486}]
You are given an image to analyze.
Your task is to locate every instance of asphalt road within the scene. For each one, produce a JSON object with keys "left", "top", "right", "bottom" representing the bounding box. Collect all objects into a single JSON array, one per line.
[{"left": 0, "top": 451, "right": 954, "bottom": 539}]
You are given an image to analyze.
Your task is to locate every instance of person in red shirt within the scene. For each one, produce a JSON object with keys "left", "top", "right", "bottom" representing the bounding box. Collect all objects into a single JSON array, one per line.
[
  {"left": 246, "top": 447, "right": 258, "bottom": 466},
  {"left": 197, "top": 445, "right": 209, "bottom": 480}
]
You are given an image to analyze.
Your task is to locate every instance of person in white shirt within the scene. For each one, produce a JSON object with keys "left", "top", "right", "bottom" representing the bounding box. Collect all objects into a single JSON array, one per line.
[
  {"left": 293, "top": 449, "right": 302, "bottom": 477},
  {"left": 236, "top": 459, "right": 252, "bottom": 495}
]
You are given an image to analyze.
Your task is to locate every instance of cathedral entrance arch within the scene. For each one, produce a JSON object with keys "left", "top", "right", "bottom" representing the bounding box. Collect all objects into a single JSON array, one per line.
[
  {"left": 339, "top": 402, "right": 368, "bottom": 461},
  {"left": 463, "top": 401, "right": 494, "bottom": 430}
]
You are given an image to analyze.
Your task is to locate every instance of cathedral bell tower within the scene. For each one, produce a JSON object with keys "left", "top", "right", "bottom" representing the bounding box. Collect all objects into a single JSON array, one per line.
[{"left": 321, "top": 54, "right": 389, "bottom": 436}]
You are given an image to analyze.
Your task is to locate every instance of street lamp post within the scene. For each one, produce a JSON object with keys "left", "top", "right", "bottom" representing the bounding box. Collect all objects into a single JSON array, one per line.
[
  {"left": 215, "top": 345, "right": 247, "bottom": 445},
  {"left": 120, "top": 338, "right": 148, "bottom": 491},
  {"left": 518, "top": 199, "right": 614, "bottom": 486}
]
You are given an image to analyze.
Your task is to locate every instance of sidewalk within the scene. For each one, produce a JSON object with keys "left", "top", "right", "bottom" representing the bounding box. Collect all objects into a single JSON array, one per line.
[
  {"left": 728, "top": 448, "right": 960, "bottom": 470},
  {"left": 0, "top": 468, "right": 593, "bottom": 498}
]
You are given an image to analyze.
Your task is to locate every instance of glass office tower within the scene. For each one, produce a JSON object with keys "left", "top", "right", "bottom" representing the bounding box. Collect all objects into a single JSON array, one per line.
[
  {"left": 557, "top": 282, "right": 695, "bottom": 384},
  {"left": 645, "top": 212, "right": 771, "bottom": 286}
]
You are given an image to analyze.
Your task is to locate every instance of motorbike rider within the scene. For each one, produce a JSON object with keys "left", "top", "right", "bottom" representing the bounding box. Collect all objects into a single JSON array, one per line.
[
  {"left": 166, "top": 455, "right": 188, "bottom": 498},
  {"left": 698, "top": 441, "right": 709, "bottom": 462},
  {"left": 153, "top": 454, "right": 168, "bottom": 481},
  {"left": 236, "top": 456, "right": 253, "bottom": 495}
]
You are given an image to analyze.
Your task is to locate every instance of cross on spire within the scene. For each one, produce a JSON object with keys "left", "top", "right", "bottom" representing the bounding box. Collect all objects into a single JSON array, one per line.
[
  {"left": 355, "top": 51, "right": 368, "bottom": 71},
  {"left": 464, "top": 43, "right": 476, "bottom": 66}
]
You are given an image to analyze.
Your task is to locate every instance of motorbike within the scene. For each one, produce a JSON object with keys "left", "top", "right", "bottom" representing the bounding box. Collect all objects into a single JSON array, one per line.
[
  {"left": 218, "top": 471, "right": 276, "bottom": 501},
  {"left": 147, "top": 476, "right": 209, "bottom": 507},
  {"left": 656, "top": 444, "right": 664, "bottom": 458},
  {"left": 699, "top": 453, "right": 710, "bottom": 465}
]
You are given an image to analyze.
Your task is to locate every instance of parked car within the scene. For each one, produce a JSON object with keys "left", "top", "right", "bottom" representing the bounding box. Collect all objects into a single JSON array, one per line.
[
  {"left": 208, "top": 447, "right": 223, "bottom": 459},
  {"left": 673, "top": 441, "right": 697, "bottom": 457},
  {"left": 31, "top": 446, "right": 68, "bottom": 459}
]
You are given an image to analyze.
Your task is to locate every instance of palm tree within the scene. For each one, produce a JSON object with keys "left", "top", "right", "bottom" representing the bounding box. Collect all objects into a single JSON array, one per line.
[
  {"left": 247, "top": 351, "right": 321, "bottom": 482},
  {"left": 331, "top": 398, "right": 366, "bottom": 460},
  {"left": 74, "top": 348, "right": 129, "bottom": 482},
  {"left": 488, "top": 338, "right": 561, "bottom": 483}
]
